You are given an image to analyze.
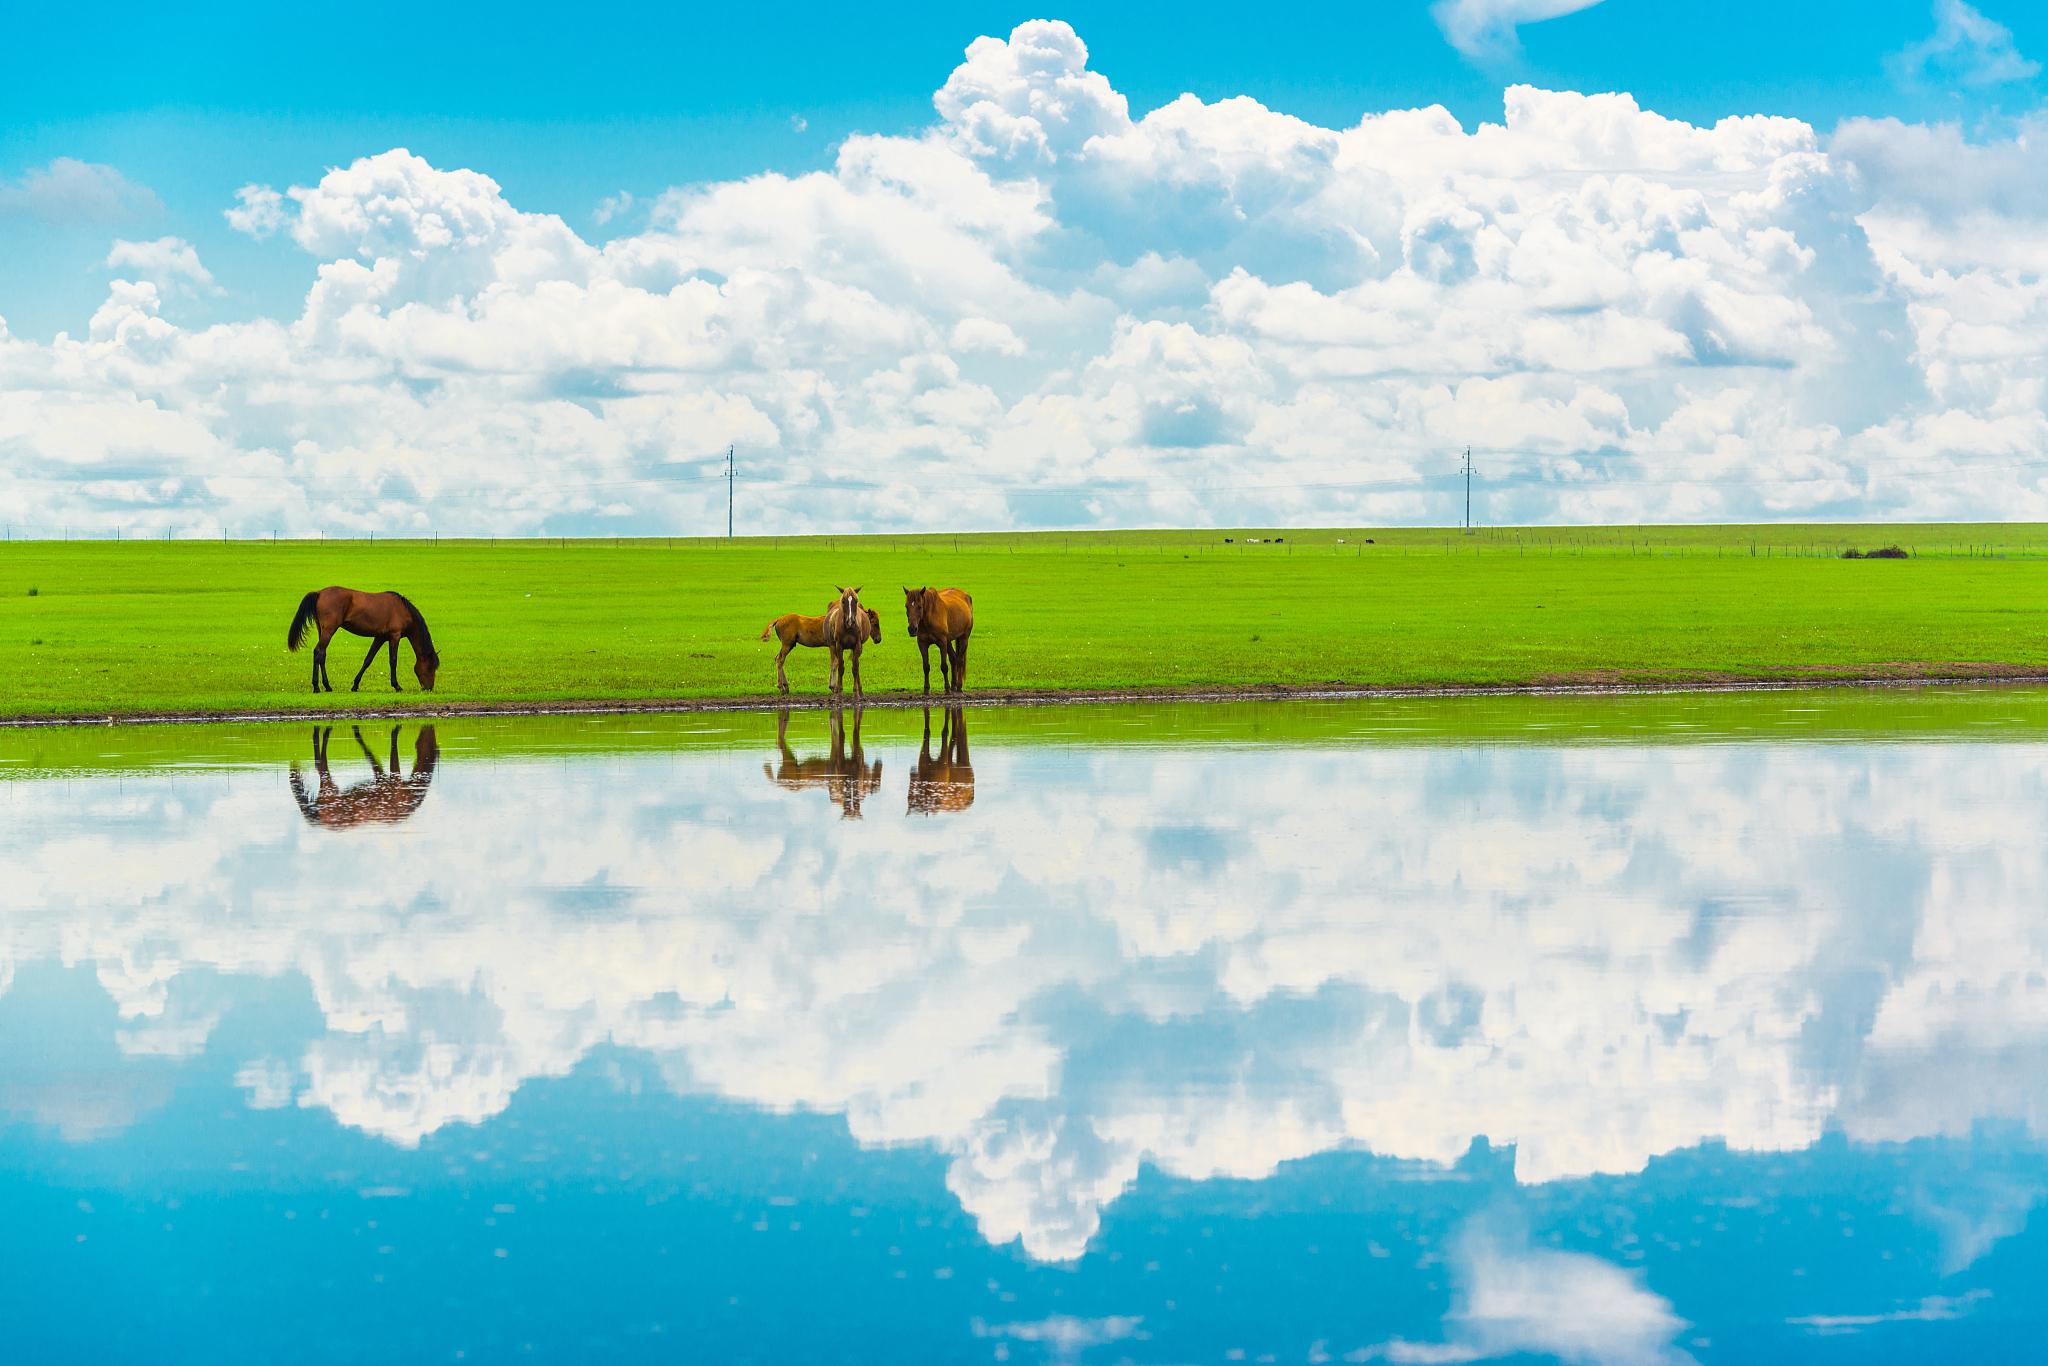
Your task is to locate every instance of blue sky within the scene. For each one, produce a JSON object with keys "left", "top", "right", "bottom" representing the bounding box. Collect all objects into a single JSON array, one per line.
[
  {"left": 3, "top": 1, "right": 2047, "bottom": 534},
  {"left": 5, "top": 0, "right": 2040, "bottom": 339}
]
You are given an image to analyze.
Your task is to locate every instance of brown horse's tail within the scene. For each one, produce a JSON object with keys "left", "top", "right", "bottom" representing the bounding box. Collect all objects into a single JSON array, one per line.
[
  {"left": 287, "top": 591, "right": 320, "bottom": 651},
  {"left": 760, "top": 620, "right": 775, "bottom": 642}
]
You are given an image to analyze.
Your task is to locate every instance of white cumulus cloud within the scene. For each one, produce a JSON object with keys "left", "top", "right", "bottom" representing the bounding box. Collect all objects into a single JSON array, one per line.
[
  {"left": 1890, "top": 0, "right": 2041, "bottom": 88},
  {"left": 1431, "top": 0, "right": 1610, "bottom": 62},
  {"left": 224, "top": 183, "right": 288, "bottom": 238},
  {"left": 0, "top": 157, "right": 159, "bottom": 222},
  {"left": 105, "top": 237, "right": 217, "bottom": 294},
  {"left": 1363, "top": 1214, "right": 1695, "bottom": 1365},
  {"left": 3, "top": 19, "right": 2047, "bottom": 536}
]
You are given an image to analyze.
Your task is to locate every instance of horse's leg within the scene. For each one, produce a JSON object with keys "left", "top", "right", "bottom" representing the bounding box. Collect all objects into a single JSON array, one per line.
[
  {"left": 828, "top": 646, "right": 842, "bottom": 695},
  {"left": 387, "top": 725, "right": 401, "bottom": 773},
  {"left": 775, "top": 708, "right": 796, "bottom": 764},
  {"left": 351, "top": 637, "right": 383, "bottom": 692},
  {"left": 775, "top": 641, "right": 793, "bottom": 694},
  {"left": 315, "top": 622, "right": 339, "bottom": 692},
  {"left": 388, "top": 634, "right": 402, "bottom": 691},
  {"left": 288, "top": 765, "right": 315, "bottom": 819},
  {"left": 950, "top": 636, "right": 969, "bottom": 693},
  {"left": 352, "top": 725, "right": 385, "bottom": 777},
  {"left": 919, "top": 639, "right": 933, "bottom": 693},
  {"left": 311, "top": 727, "right": 338, "bottom": 800},
  {"left": 849, "top": 644, "right": 863, "bottom": 701}
]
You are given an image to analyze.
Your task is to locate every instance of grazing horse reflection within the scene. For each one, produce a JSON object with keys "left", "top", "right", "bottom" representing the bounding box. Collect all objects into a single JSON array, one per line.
[
  {"left": 763, "top": 708, "right": 882, "bottom": 819},
  {"left": 907, "top": 707, "right": 975, "bottom": 816},
  {"left": 290, "top": 724, "right": 440, "bottom": 829}
]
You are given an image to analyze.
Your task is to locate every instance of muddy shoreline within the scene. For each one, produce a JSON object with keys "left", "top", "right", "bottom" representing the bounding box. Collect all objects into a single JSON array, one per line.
[{"left": 7, "top": 666, "right": 2048, "bottom": 729}]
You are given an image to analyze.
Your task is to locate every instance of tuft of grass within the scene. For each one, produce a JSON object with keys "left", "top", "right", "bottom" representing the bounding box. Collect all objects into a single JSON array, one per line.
[
  {"left": 26, "top": 586, "right": 37, "bottom": 596},
  {"left": 0, "top": 524, "right": 2044, "bottom": 719}
]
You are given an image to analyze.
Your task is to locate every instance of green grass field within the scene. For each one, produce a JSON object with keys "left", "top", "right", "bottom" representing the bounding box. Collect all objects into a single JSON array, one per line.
[{"left": 3, "top": 524, "right": 2046, "bottom": 720}]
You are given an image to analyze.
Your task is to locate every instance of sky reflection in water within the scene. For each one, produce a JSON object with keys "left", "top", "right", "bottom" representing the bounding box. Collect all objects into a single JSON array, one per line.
[{"left": 2, "top": 700, "right": 2046, "bottom": 1363}]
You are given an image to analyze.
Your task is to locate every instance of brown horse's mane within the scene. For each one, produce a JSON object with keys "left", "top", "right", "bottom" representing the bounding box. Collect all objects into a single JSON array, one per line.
[{"left": 391, "top": 592, "right": 438, "bottom": 662}]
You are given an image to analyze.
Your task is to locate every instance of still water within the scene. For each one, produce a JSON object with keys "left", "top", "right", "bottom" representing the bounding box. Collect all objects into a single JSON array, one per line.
[{"left": 2, "top": 693, "right": 2046, "bottom": 1363}]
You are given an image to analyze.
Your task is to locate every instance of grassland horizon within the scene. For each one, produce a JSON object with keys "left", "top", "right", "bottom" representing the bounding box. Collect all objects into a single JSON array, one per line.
[{"left": 4, "top": 523, "right": 2047, "bottom": 721}]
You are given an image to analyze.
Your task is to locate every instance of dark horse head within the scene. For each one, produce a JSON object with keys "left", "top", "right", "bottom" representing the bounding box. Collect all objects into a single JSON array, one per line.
[
  {"left": 395, "top": 593, "right": 440, "bottom": 691},
  {"left": 903, "top": 586, "right": 928, "bottom": 636}
]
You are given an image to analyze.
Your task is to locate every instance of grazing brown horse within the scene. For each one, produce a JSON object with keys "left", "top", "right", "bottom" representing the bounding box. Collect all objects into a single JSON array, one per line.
[
  {"left": 907, "top": 707, "right": 975, "bottom": 816},
  {"left": 288, "top": 587, "right": 440, "bottom": 693},
  {"left": 761, "top": 597, "right": 882, "bottom": 694},
  {"left": 903, "top": 586, "right": 974, "bottom": 693},
  {"left": 763, "top": 708, "right": 881, "bottom": 818},
  {"left": 289, "top": 724, "right": 439, "bottom": 828}
]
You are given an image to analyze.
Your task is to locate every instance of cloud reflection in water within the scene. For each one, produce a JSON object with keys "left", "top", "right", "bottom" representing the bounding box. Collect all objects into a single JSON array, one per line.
[{"left": 3, "top": 726, "right": 2047, "bottom": 1268}]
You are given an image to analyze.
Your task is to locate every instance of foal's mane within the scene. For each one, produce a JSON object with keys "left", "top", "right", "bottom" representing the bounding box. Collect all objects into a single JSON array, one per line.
[{"left": 392, "top": 593, "right": 438, "bottom": 661}]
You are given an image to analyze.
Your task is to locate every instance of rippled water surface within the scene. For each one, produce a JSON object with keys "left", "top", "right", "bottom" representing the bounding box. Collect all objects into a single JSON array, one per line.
[{"left": 3, "top": 692, "right": 2047, "bottom": 1363}]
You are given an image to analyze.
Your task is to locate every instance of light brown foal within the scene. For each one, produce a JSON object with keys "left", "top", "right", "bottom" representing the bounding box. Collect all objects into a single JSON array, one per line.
[{"left": 762, "top": 599, "right": 882, "bottom": 694}]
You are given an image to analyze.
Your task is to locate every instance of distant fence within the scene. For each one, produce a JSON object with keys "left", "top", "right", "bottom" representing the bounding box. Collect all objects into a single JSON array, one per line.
[{"left": 0, "top": 525, "right": 2044, "bottom": 560}]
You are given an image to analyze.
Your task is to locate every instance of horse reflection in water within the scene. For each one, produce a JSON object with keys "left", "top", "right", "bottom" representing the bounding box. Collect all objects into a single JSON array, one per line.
[
  {"left": 289, "top": 724, "right": 440, "bottom": 829},
  {"left": 764, "top": 708, "right": 882, "bottom": 819},
  {"left": 907, "top": 708, "right": 974, "bottom": 816}
]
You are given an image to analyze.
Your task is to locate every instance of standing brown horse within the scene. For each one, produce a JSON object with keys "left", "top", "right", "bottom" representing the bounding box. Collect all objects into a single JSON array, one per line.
[
  {"left": 761, "top": 597, "right": 882, "bottom": 694},
  {"left": 823, "top": 585, "right": 871, "bottom": 701},
  {"left": 903, "top": 586, "right": 974, "bottom": 693},
  {"left": 288, "top": 587, "right": 440, "bottom": 693}
]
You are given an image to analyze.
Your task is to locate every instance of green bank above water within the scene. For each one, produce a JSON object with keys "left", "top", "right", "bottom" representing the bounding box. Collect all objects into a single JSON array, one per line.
[
  {"left": 6, "top": 685, "right": 2048, "bottom": 779},
  {"left": 3, "top": 527, "right": 2047, "bottom": 720}
]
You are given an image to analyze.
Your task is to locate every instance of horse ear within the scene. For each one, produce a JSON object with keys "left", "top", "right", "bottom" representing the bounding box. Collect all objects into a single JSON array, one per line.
[{"left": 852, "top": 585, "right": 862, "bottom": 595}]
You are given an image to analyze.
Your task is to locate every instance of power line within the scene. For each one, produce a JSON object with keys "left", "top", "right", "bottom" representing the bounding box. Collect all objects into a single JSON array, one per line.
[{"left": 9, "top": 448, "right": 2048, "bottom": 501}]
